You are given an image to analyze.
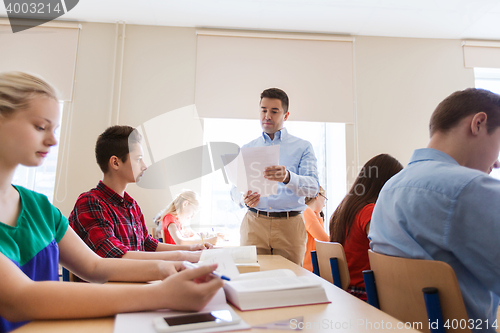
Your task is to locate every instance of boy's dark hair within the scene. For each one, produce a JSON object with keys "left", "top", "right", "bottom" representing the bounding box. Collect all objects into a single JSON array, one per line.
[
  {"left": 260, "top": 88, "right": 289, "bottom": 112},
  {"left": 429, "top": 88, "right": 500, "bottom": 136},
  {"left": 95, "top": 125, "right": 142, "bottom": 173}
]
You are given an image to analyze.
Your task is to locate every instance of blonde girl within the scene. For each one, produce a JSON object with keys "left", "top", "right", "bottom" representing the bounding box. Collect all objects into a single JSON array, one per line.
[
  {"left": 0, "top": 72, "right": 221, "bottom": 332},
  {"left": 155, "top": 190, "right": 216, "bottom": 246}
]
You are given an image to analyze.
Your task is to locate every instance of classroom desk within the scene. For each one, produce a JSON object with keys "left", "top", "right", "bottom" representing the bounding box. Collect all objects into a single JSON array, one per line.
[{"left": 14, "top": 255, "right": 420, "bottom": 332}]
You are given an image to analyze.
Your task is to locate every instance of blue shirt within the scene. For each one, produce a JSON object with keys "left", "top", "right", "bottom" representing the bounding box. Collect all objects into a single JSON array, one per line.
[
  {"left": 369, "top": 148, "right": 500, "bottom": 332},
  {"left": 231, "top": 128, "right": 319, "bottom": 212}
]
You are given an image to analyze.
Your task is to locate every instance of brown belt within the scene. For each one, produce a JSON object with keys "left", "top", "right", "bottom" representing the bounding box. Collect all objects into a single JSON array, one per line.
[{"left": 249, "top": 208, "right": 301, "bottom": 218}]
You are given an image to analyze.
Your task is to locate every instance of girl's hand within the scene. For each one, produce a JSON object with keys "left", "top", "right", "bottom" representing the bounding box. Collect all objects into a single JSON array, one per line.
[
  {"left": 180, "top": 250, "right": 202, "bottom": 263},
  {"left": 188, "top": 244, "right": 206, "bottom": 251},
  {"left": 155, "top": 264, "right": 223, "bottom": 312},
  {"left": 158, "top": 261, "right": 186, "bottom": 278}
]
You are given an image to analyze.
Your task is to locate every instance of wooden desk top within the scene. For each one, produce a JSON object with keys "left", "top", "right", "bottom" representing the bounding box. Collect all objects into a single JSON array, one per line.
[{"left": 14, "top": 255, "right": 419, "bottom": 332}]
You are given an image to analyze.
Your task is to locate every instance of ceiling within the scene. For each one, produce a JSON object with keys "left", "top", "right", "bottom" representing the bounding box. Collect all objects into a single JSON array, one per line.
[{"left": 2, "top": 0, "right": 500, "bottom": 40}]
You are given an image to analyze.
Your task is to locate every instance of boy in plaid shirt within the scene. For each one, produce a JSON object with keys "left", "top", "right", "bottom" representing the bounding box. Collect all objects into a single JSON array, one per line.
[{"left": 69, "top": 126, "right": 209, "bottom": 262}]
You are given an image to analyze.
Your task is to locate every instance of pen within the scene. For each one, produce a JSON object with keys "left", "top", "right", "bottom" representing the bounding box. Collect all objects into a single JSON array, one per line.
[
  {"left": 182, "top": 261, "right": 231, "bottom": 281},
  {"left": 199, "top": 233, "right": 205, "bottom": 247}
]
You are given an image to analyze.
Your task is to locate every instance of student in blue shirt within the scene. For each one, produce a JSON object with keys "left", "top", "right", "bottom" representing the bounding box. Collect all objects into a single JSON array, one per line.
[
  {"left": 233, "top": 88, "right": 319, "bottom": 266},
  {"left": 369, "top": 88, "right": 500, "bottom": 332},
  {"left": 0, "top": 72, "right": 222, "bottom": 333}
]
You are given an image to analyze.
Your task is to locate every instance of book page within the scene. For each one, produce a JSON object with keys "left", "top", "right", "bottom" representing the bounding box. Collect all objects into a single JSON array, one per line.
[
  {"left": 228, "top": 246, "right": 258, "bottom": 263},
  {"left": 232, "top": 269, "right": 296, "bottom": 281},
  {"left": 227, "top": 276, "right": 321, "bottom": 293},
  {"left": 200, "top": 246, "right": 257, "bottom": 264}
]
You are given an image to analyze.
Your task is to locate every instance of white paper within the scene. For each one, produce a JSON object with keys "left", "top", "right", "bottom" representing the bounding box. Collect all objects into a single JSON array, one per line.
[
  {"left": 199, "top": 246, "right": 257, "bottom": 264},
  {"left": 114, "top": 289, "right": 250, "bottom": 333},
  {"left": 238, "top": 145, "right": 280, "bottom": 197},
  {"left": 252, "top": 316, "right": 304, "bottom": 330},
  {"left": 198, "top": 250, "right": 241, "bottom": 280},
  {"left": 223, "top": 146, "right": 280, "bottom": 198},
  {"left": 221, "top": 153, "right": 239, "bottom": 186},
  {"left": 226, "top": 246, "right": 258, "bottom": 263}
]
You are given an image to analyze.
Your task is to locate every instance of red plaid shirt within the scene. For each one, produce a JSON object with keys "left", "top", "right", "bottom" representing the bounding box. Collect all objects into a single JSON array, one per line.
[{"left": 69, "top": 181, "right": 158, "bottom": 258}]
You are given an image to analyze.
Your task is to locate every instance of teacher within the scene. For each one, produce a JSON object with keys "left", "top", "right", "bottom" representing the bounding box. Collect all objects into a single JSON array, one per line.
[{"left": 232, "top": 88, "right": 320, "bottom": 265}]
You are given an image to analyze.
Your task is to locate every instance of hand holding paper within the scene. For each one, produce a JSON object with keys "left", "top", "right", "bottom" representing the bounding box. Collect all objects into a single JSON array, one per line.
[
  {"left": 243, "top": 190, "right": 260, "bottom": 208},
  {"left": 197, "top": 250, "right": 241, "bottom": 280},
  {"left": 263, "top": 165, "right": 289, "bottom": 183},
  {"left": 223, "top": 145, "right": 281, "bottom": 198}
]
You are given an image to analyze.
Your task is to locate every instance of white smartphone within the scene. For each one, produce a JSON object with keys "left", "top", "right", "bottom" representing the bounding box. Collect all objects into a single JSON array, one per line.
[{"left": 153, "top": 309, "right": 241, "bottom": 332}]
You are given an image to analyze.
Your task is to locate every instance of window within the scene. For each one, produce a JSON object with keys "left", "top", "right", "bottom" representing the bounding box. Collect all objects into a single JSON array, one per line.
[
  {"left": 201, "top": 118, "right": 346, "bottom": 245},
  {"left": 11, "top": 101, "right": 63, "bottom": 203},
  {"left": 475, "top": 68, "right": 500, "bottom": 93},
  {"left": 475, "top": 68, "right": 500, "bottom": 180}
]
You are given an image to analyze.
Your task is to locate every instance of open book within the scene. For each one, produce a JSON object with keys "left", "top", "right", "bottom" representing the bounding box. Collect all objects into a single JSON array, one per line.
[
  {"left": 223, "top": 269, "right": 330, "bottom": 311},
  {"left": 199, "top": 246, "right": 260, "bottom": 273}
]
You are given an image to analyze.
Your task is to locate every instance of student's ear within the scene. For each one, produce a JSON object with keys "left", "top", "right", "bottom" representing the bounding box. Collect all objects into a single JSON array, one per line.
[
  {"left": 108, "top": 156, "right": 120, "bottom": 171},
  {"left": 182, "top": 200, "right": 189, "bottom": 208},
  {"left": 284, "top": 111, "right": 290, "bottom": 121},
  {"left": 470, "top": 112, "right": 487, "bottom": 136}
]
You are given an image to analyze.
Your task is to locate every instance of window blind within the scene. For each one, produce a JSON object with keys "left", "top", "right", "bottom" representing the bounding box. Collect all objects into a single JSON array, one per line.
[
  {"left": 463, "top": 41, "right": 500, "bottom": 69},
  {"left": 195, "top": 30, "right": 354, "bottom": 123},
  {"left": 0, "top": 19, "right": 80, "bottom": 101}
]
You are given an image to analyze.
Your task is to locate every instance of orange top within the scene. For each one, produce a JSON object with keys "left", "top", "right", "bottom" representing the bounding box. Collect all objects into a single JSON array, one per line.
[{"left": 303, "top": 206, "right": 330, "bottom": 271}]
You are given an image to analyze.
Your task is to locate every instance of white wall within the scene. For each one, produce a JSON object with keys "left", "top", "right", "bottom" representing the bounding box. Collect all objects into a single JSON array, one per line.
[
  {"left": 54, "top": 22, "right": 116, "bottom": 215},
  {"left": 354, "top": 36, "right": 475, "bottom": 169},
  {"left": 54, "top": 23, "right": 199, "bottom": 226},
  {"left": 53, "top": 23, "right": 476, "bottom": 226}
]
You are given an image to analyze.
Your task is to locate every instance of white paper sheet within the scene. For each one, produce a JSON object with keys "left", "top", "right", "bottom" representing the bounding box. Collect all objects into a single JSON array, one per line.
[
  {"left": 199, "top": 246, "right": 257, "bottom": 264},
  {"left": 230, "top": 145, "right": 280, "bottom": 197},
  {"left": 114, "top": 289, "right": 250, "bottom": 333},
  {"left": 252, "top": 316, "right": 304, "bottom": 330},
  {"left": 221, "top": 153, "right": 239, "bottom": 186},
  {"left": 198, "top": 250, "right": 241, "bottom": 280}
]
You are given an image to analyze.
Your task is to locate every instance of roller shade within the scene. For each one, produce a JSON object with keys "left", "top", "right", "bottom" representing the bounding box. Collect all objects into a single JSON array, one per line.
[
  {"left": 0, "top": 19, "right": 80, "bottom": 101},
  {"left": 463, "top": 41, "right": 500, "bottom": 69},
  {"left": 195, "top": 30, "right": 354, "bottom": 123}
]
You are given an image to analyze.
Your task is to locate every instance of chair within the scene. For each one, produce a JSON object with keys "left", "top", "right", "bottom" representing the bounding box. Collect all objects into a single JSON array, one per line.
[
  {"left": 363, "top": 250, "right": 470, "bottom": 333},
  {"left": 151, "top": 227, "right": 163, "bottom": 242},
  {"left": 311, "top": 240, "right": 350, "bottom": 290}
]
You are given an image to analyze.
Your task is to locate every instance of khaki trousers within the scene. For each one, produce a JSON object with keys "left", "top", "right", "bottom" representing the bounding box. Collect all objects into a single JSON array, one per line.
[{"left": 240, "top": 210, "right": 307, "bottom": 266}]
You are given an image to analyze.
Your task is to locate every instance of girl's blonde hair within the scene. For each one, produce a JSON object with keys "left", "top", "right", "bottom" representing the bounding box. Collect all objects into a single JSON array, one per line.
[
  {"left": 0, "top": 71, "right": 58, "bottom": 116},
  {"left": 304, "top": 186, "right": 325, "bottom": 205},
  {"left": 154, "top": 190, "right": 200, "bottom": 226}
]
